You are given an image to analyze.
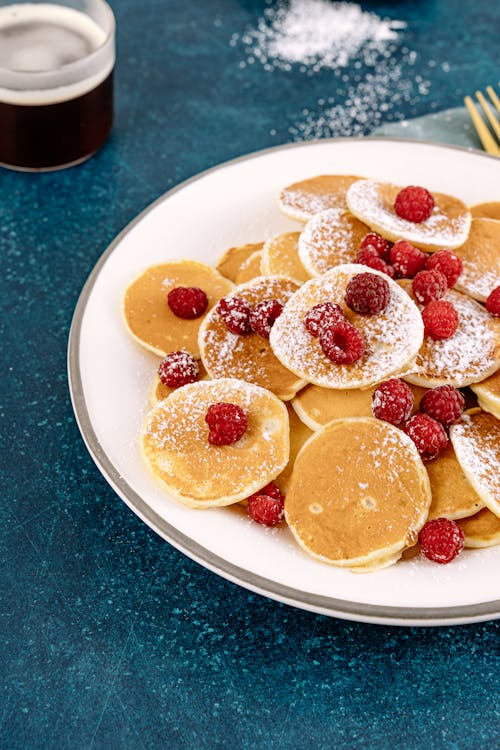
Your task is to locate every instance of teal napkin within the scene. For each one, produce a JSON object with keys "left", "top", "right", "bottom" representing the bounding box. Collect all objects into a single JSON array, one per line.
[{"left": 372, "top": 106, "right": 482, "bottom": 150}]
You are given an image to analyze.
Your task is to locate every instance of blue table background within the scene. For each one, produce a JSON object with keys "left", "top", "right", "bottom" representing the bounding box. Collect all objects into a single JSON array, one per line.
[{"left": 1, "top": 1, "right": 499, "bottom": 748}]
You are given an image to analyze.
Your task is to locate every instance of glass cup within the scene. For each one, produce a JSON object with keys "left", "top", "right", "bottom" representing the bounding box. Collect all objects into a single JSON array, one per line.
[{"left": 0, "top": 0, "right": 115, "bottom": 171}]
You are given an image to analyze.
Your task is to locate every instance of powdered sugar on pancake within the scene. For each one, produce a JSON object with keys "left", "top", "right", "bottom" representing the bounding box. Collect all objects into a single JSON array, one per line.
[
  {"left": 199, "top": 275, "right": 306, "bottom": 400},
  {"left": 404, "top": 289, "right": 500, "bottom": 388},
  {"left": 450, "top": 410, "right": 500, "bottom": 516},
  {"left": 269, "top": 264, "right": 423, "bottom": 389},
  {"left": 141, "top": 378, "right": 289, "bottom": 507},
  {"left": 453, "top": 219, "right": 500, "bottom": 302},
  {"left": 458, "top": 263, "right": 500, "bottom": 301},
  {"left": 298, "top": 208, "right": 370, "bottom": 276},
  {"left": 347, "top": 179, "right": 471, "bottom": 249},
  {"left": 279, "top": 175, "right": 361, "bottom": 221}
]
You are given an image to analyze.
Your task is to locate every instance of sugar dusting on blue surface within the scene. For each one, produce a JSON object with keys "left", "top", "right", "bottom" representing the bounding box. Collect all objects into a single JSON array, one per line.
[{"left": 231, "top": 0, "right": 436, "bottom": 138}]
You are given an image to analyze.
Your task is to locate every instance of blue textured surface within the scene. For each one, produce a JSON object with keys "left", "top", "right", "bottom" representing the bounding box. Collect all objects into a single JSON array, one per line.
[{"left": 1, "top": 1, "right": 499, "bottom": 748}]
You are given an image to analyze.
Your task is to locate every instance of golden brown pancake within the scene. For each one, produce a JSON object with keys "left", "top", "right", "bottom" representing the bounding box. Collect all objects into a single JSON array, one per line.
[
  {"left": 456, "top": 508, "right": 500, "bottom": 548},
  {"left": 426, "top": 442, "right": 484, "bottom": 520},
  {"left": 215, "top": 242, "right": 264, "bottom": 282},
  {"left": 469, "top": 201, "right": 500, "bottom": 221},
  {"left": 261, "top": 232, "right": 311, "bottom": 283},
  {"left": 234, "top": 250, "right": 264, "bottom": 284},
  {"left": 140, "top": 378, "right": 289, "bottom": 508},
  {"left": 199, "top": 276, "right": 306, "bottom": 401},
  {"left": 347, "top": 179, "right": 471, "bottom": 251},
  {"left": 298, "top": 208, "right": 370, "bottom": 277},
  {"left": 123, "top": 260, "right": 233, "bottom": 358},
  {"left": 270, "top": 264, "right": 423, "bottom": 390},
  {"left": 285, "top": 417, "right": 431, "bottom": 568},
  {"left": 450, "top": 408, "right": 500, "bottom": 517},
  {"left": 279, "top": 174, "right": 363, "bottom": 222},
  {"left": 292, "top": 382, "right": 426, "bottom": 430},
  {"left": 470, "top": 369, "right": 500, "bottom": 420},
  {"left": 453, "top": 218, "right": 500, "bottom": 302},
  {"left": 400, "top": 282, "right": 500, "bottom": 388}
]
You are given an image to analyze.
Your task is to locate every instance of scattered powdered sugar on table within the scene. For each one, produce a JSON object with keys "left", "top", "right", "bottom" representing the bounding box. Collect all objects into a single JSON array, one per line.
[
  {"left": 230, "top": 0, "right": 432, "bottom": 139},
  {"left": 231, "top": 0, "right": 405, "bottom": 73},
  {"left": 289, "top": 54, "right": 430, "bottom": 139}
]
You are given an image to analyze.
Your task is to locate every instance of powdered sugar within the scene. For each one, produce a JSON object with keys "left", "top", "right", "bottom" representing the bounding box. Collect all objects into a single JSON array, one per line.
[
  {"left": 346, "top": 180, "right": 471, "bottom": 248},
  {"left": 141, "top": 378, "right": 289, "bottom": 504},
  {"left": 269, "top": 263, "right": 424, "bottom": 389},
  {"left": 406, "top": 289, "right": 500, "bottom": 388},
  {"left": 458, "top": 261, "right": 500, "bottom": 301},
  {"left": 450, "top": 411, "right": 500, "bottom": 514},
  {"left": 199, "top": 276, "right": 305, "bottom": 399},
  {"left": 298, "top": 208, "right": 368, "bottom": 276},
  {"left": 232, "top": 0, "right": 405, "bottom": 73}
]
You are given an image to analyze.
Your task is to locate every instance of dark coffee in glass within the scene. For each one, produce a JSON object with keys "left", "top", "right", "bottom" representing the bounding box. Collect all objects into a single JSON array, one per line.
[{"left": 0, "top": 1, "right": 115, "bottom": 171}]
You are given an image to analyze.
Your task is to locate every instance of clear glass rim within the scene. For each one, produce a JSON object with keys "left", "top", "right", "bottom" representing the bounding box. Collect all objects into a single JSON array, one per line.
[{"left": 0, "top": 0, "right": 115, "bottom": 90}]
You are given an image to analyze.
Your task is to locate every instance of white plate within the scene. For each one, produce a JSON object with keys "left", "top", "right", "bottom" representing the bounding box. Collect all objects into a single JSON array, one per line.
[{"left": 68, "top": 138, "right": 500, "bottom": 627}]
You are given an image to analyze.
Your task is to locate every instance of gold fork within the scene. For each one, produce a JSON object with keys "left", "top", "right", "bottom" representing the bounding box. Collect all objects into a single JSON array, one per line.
[{"left": 464, "top": 85, "right": 500, "bottom": 156}]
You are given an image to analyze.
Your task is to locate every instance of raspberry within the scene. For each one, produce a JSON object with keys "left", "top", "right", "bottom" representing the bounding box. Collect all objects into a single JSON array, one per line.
[
  {"left": 420, "top": 385, "right": 464, "bottom": 427},
  {"left": 249, "top": 299, "right": 283, "bottom": 339},
  {"left": 412, "top": 269, "right": 448, "bottom": 305},
  {"left": 426, "top": 249, "right": 463, "bottom": 287},
  {"left": 247, "top": 494, "right": 285, "bottom": 526},
  {"left": 319, "top": 321, "right": 365, "bottom": 364},
  {"left": 372, "top": 378, "right": 414, "bottom": 426},
  {"left": 359, "top": 232, "right": 393, "bottom": 260},
  {"left": 422, "top": 299, "right": 458, "bottom": 340},
  {"left": 486, "top": 286, "right": 500, "bottom": 316},
  {"left": 345, "top": 272, "right": 390, "bottom": 315},
  {"left": 389, "top": 240, "right": 427, "bottom": 278},
  {"left": 355, "top": 246, "right": 395, "bottom": 278},
  {"left": 167, "top": 286, "right": 208, "bottom": 319},
  {"left": 303, "top": 302, "right": 345, "bottom": 337},
  {"left": 205, "top": 402, "right": 248, "bottom": 445},
  {"left": 248, "top": 481, "right": 284, "bottom": 503},
  {"left": 404, "top": 413, "right": 448, "bottom": 460},
  {"left": 217, "top": 296, "right": 252, "bottom": 335},
  {"left": 157, "top": 351, "right": 200, "bottom": 388},
  {"left": 394, "top": 186, "right": 435, "bottom": 223},
  {"left": 419, "top": 518, "right": 464, "bottom": 564}
]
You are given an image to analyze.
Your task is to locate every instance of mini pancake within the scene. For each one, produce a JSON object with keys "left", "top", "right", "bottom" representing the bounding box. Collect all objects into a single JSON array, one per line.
[
  {"left": 292, "top": 382, "right": 426, "bottom": 430},
  {"left": 469, "top": 201, "right": 500, "bottom": 221},
  {"left": 269, "top": 264, "right": 423, "bottom": 390},
  {"left": 298, "top": 208, "right": 370, "bottom": 277},
  {"left": 274, "top": 404, "right": 314, "bottom": 494},
  {"left": 426, "top": 442, "right": 484, "bottom": 521},
  {"left": 285, "top": 417, "right": 431, "bottom": 568},
  {"left": 346, "top": 179, "right": 471, "bottom": 251},
  {"left": 140, "top": 378, "right": 289, "bottom": 508},
  {"left": 453, "top": 218, "right": 500, "bottom": 302},
  {"left": 470, "top": 369, "right": 500, "bottom": 420},
  {"left": 149, "top": 361, "right": 209, "bottom": 407},
  {"left": 450, "top": 408, "right": 500, "bottom": 517},
  {"left": 456, "top": 508, "right": 500, "bottom": 548},
  {"left": 279, "top": 174, "right": 363, "bottom": 222},
  {"left": 400, "top": 282, "right": 500, "bottom": 388},
  {"left": 123, "top": 260, "right": 234, "bottom": 358},
  {"left": 234, "top": 250, "right": 264, "bottom": 284},
  {"left": 215, "top": 242, "right": 264, "bottom": 282},
  {"left": 261, "top": 232, "right": 311, "bottom": 283},
  {"left": 198, "top": 276, "right": 306, "bottom": 401}
]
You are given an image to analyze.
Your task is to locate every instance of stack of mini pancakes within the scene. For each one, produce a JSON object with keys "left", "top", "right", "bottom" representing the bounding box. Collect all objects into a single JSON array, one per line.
[{"left": 122, "top": 173, "right": 500, "bottom": 572}]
